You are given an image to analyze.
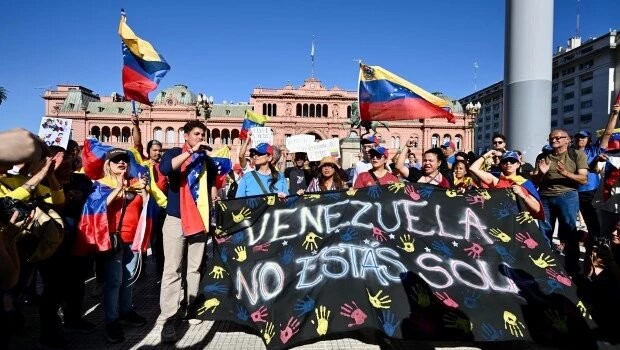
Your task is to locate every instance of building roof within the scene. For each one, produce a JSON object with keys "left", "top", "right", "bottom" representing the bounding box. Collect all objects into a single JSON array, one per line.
[
  {"left": 211, "top": 104, "right": 252, "bottom": 118},
  {"left": 86, "top": 101, "right": 137, "bottom": 115},
  {"left": 153, "top": 84, "right": 198, "bottom": 105},
  {"left": 432, "top": 92, "right": 464, "bottom": 114},
  {"left": 59, "top": 90, "right": 100, "bottom": 112}
]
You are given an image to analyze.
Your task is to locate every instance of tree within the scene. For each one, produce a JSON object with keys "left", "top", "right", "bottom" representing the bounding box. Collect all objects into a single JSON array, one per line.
[{"left": 0, "top": 87, "right": 6, "bottom": 106}]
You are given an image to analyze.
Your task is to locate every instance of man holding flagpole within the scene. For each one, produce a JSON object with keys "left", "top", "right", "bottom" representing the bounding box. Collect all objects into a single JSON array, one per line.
[{"left": 157, "top": 120, "right": 217, "bottom": 344}]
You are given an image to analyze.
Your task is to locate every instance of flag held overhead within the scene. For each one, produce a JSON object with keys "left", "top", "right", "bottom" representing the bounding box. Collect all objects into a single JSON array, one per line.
[{"left": 358, "top": 64, "right": 455, "bottom": 123}]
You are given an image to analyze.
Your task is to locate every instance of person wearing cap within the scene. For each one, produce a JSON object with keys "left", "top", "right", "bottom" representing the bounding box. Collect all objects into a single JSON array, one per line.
[
  {"left": 353, "top": 146, "right": 399, "bottom": 189},
  {"left": 351, "top": 135, "right": 380, "bottom": 185},
  {"left": 284, "top": 152, "right": 313, "bottom": 195},
  {"left": 236, "top": 143, "right": 288, "bottom": 198},
  {"left": 471, "top": 150, "right": 543, "bottom": 219},
  {"left": 75, "top": 148, "right": 148, "bottom": 343},
  {"left": 305, "top": 156, "right": 347, "bottom": 192},
  {"left": 440, "top": 140, "right": 457, "bottom": 169},
  {"left": 532, "top": 129, "right": 588, "bottom": 276},
  {"left": 157, "top": 120, "right": 218, "bottom": 343}
]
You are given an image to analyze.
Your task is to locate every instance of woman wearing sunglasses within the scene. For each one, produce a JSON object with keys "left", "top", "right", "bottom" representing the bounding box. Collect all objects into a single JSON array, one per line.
[
  {"left": 354, "top": 146, "right": 399, "bottom": 189},
  {"left": 235, "top": 143, "right": 288, "bottom": 198},
  {"left": 470, "top": 150, "right": 543, "bottom": 218}
]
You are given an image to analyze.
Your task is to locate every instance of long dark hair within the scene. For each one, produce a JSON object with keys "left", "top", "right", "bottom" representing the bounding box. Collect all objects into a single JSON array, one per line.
[
  {"left": 268, "top": 163, "right": 280, "bottom": 192},
  {"left": 425, "top": 148, "right": 448, "bottom": 173},
  {"left": 318, "top": 166, "right": 345, "bottom": 191}
]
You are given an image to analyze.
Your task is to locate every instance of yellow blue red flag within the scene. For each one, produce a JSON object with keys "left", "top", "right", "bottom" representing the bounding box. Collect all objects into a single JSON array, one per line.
[
  {"left": 240, "top": 110, "right": 269, "bottom": 140},
  {"left": 359, "top": 64, "right": 455, "bottom": 123}
]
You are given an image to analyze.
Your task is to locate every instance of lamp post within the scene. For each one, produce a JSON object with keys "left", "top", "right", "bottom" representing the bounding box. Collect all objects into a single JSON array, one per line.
[
  {"left": 465, "top": 102, "right": 482, "bottom": 153},
  {"left": 196, "top": 93, "right": 214, "bottom": 119}
]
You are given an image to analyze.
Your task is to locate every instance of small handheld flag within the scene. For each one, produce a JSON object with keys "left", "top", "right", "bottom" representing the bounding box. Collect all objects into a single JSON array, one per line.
[{"left": 240, "top": 110, "right": 269, "bottom": 140}]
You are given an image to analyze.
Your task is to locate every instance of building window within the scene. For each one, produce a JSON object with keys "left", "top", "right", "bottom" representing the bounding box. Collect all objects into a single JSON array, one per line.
[
  {"left": 165, "top": 127, "right": 175, "bottom": 144},
  {"left": 581, "top": 86, "right": 593, "bottom": 95},
  {"left": 551, "top": 108, "right": 558, "bottom": 115},
  {"left": 492, "top": 105, "right": 499, "bottom": 112},
  {"left": 551, "top": 120, "right": 558, "bottom": 127},
  {"left": 179, "top": 128, "right": 184, "bottom": 143},
  {"left": 552, "top": 83, "right": 558, "bottom": 92},
  {"left": 323, "top": 104, "right": 328, "bottom": 117},
  {"left": 485, "top": 125, "right": 490, "bottom": 130},
  {"left": 153, "top": 127, "right": 163, "bottom": 142},
  {"left": 485, "top": 133, "right": 490, "bottom": 140},
  {"left": 222, "top": 129, "right": 230, "bottom": 144},
  {"left": 443, "top": 134, "right": 451, "bottom": 145},
  {"left": 579, "top": 60, "right": 593, "bottom": 70},
  {"left": 303, "top": 104, "right": 308, "bottom": 117},
  {"left": 454, "top": 135, "right": 462, "bottom": 150},
  {"left": 580, "top": 46, "right": 593, "bottom": 54},
  {"left": 309, "top": 104, "right": 315, "bottom": 117},
  {"left": 580, "top": 73, "right": 593, "bottom": 82},
  {"left": 552, "top": 96, "right": 558, "bottom": 103},
  {"left": 493, "top": 122, "right": 499, "bottom": 129},
  {"left": 91, "top": 126, "right": 101, "bottom": 140},
  {"left": 431, "top": 134, "right": 439, "bottom": 148},
  {"left": 563, "top": 117, "right": 574, "bottom": 125},
  {"left": 262, "top": 103, "right": 267, "bottom": 115},
  {"left": 493, "top": 113, "right": 499, "bottom": 120},
  {"left": 563, "top": 104, "right": 574, "bottom": 112},
  {"left": 561, "top": 67, "right": 575, "bottom": 76},
  {"left": 347, "top": 106, "right": 351, "bottom": 118},
  {"left": 111, "top": 127, "right": 121, "bottom": 142},
  {"left": 231, "top": 129, "right": 240, "bottom": 143},
  {"left": 296, "top": 104, "right": 302, "bottom": 116},
  {"left": 562, "top": 78, "right": 575, "bottom": 87},
  {"left": 272, "top": 104, "right": 277, "bottom": 116},
  {"left": 477, "top": 117, "right": 482, "bottom": 123},
  {"left": 580, "top": 100, "right": 593, "bottom": 109},
  {"left": 121, "top": 127, "right": 131, "bottom": 143},
  {"left": 580, "top": 114, "right": 592, "bottom": 123},
  {"left": 564, "top": 92, "right": 574, "bottom": 100},
  {"left": 225, "top": 109, "right": 231, "bottom": 116},
  {"left": 316, "top": 104, "right": 322, "bottom": 117}
]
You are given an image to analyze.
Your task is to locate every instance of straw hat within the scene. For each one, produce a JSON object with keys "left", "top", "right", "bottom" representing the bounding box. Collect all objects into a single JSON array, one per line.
[{"left": 318, "top": 156, "right": 339, "bottom": 169}]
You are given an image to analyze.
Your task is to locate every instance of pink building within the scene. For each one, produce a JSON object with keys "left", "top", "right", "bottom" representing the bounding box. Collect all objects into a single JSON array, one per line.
[{"left": 43, "top": 78, "right": 473, "bottom": 167}]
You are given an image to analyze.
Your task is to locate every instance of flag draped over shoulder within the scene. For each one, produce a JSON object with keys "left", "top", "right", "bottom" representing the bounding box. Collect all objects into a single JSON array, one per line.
[
  {"left": 118, "top": 12, "right": 170, "bottom": 105},
  {"left": 240, "top": 110, "right": 269, "bottom": 140},
  {"left": 211, "top": 146, "right": 232, "bottom": 189},
  {"left": 179, "top": 144, "right": 210, "bottom": 236},
  {"left": 82, "top": 138, "right": 149, "bottom": 181},
  {"left": 127, "top": 148, "right": 167, "bottom": 208},
  {"left": 358, "top": 64, "right": 455, "bottom": 123}
]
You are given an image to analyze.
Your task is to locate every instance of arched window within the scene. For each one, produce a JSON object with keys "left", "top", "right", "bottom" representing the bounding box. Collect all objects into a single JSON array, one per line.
[
  {"left": 121, "top": 127, "right": 131, "bottom": 143},
  {"left": 111, "top": 126, "right": 121, "bottom": 142},
  {"left": 391, "top": 136, "right": 396, "bottom": 148},
  {"left": 347, "top": 106, "right": 352, "bottom": 118},
  {"left": 296, "top": 104, "right": 302, "bottom": 116},
  {"left": 267, "top": 104, "right": 272, "bottom": 116},
  {"left": 212, "top": 128, "right": 220, "bottom": 142},
  {"left": 91, "top": 126, "right": 100, "bottom": 140},
  {"left": 303, "top": 104, "right": 308, "bottom": 117},
  {"left": 413, "top": 136, "right": 419, "bottom": 148},
  {"left": 443, "top": 134, "right": 451, "bottom": 144},
  {"left": 179, "top": 128, "right": 184, "bottom": 143},
  {"left": 166, "top": 127, "right": 175, "bottom": 144},
  {"left": 272, "top": 104, "right": 277, "bottom": 116},
  {"left": 309, "top": 104, "right": 315, "bottom": 117},
  {"left": 101, "top": 126, "right": 111, "bottom": 142},
  {"left": 431, "top": 134, "right": 440, "bottom": 148},
  {"left": 262, "top": 103, "right": 267, "bottom": 115},
  {"left": 349, "top": 130, "right": 358, "bottom": 138},
  {"left": 455, "top": 135, "right": 463, "bottom": 150},
  {"left": 316, "top": 104, "right": 322, "bottom": 118},
  {"left": 395, "top": 136, "right": 401, "bottom": 149},
  {"left": 153, "top": 127, "right": 163, "bottom": 142},
  {"left": 222, "top": 129, "right": 230, "bottom": 145},
  {"left": 231, "top": 129, "right": 240, "bottom": 143},
  {"left": 323, "top": 104, "right": 328, "bottom": 117}
]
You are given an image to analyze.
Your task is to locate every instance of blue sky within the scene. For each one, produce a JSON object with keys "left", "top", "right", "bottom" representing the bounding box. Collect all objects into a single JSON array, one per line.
[{"left": 0, "top": 0, "right": 617, "bottom": 132}]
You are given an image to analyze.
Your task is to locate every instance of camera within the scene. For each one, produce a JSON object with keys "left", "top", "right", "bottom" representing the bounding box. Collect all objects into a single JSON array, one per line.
[
  {"left": 0, "top": 197, "right": 35, "bottom": 223},
  {"left": 198, "top": 145, "right": 212, "bottom": 152}
]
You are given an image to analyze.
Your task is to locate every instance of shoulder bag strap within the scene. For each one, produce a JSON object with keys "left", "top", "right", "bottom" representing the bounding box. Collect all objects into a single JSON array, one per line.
[
  {"left": 116, "top": 192, "right": 129, "bottom": 233},
  {"left": 368, "top": 170, "right": 381, "bottom": 186},
  {"left": 250, "top": 171, "right": 269, "bottom": 195}
]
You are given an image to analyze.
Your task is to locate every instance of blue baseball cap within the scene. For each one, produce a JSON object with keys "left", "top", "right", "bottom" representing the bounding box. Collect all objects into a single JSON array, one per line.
[
  {"left": 541, "top": 144, "right": 553, "bottom": 153},
  {"left": 361, "top": 135, "right": 381, "bottom": 145},
  {"left": 501, "top": 150, "right": 520, "bottom": 162},
  {"left": 575, "top": 130, "right": 591, "bottom": 138},
  {"left": 368, "top": 146, "right": 389, "bottom": 158},
  {"left": 249, "top": 143, "right": 273, "bottom": 156},
  {"left": 441, "top": 141, "right": 456, "bottom": 150}
]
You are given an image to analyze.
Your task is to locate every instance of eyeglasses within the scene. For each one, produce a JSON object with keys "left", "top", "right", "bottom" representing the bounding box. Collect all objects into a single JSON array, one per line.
[
  {"left": 110, "top": 157, "right": 128, "bottom": 164},
  {"left": 492, "top": 140, "right": 504, "bottom": 145},
  {"left": 549, "top": 136, "right": 567, "bottom": 141}
]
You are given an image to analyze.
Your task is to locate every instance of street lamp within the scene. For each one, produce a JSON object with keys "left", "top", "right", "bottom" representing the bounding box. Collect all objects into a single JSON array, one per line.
[
  {"left": 465, "top": 102, "right": 482, "bottom": 152},
  {"left": 196, "top": 93, "right": 214, "bottom": 119}
]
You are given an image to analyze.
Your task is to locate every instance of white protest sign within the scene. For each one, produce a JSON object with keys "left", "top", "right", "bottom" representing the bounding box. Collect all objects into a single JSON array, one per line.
[
  {"left": 250, "top": 127, "right": 273, "bottom": 147},
  {"left": 306, "top": 138, "right": 341, "bottom": 161},
  {"left": 38, "top": 117, "right": 72, "bottom": 149},
  {"left": 285, "top": 134, "right": 315, "bottom": 153}
]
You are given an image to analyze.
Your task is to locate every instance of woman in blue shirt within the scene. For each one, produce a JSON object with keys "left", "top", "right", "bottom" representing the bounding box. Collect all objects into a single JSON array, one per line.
[{"left": 235, "top": 143, "right": 288, "bottom": 198}]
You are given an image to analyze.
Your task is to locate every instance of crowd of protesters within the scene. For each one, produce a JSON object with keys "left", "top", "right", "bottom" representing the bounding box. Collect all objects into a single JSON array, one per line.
[{"left": 2, "top": 102, "right": 620, "bottom": 347}]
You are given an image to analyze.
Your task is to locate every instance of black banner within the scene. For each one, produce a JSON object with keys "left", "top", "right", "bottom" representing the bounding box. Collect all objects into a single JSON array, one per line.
[{"left": 198, "top": 183, "right": 596, "bottom": 349}]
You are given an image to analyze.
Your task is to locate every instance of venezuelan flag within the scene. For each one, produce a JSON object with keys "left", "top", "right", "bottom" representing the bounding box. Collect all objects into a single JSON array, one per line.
[
  {"left": 127, "top": 148, "right": 167, "bottom": 208},
  {"left": 240, "top": 110, "right": 269, "bottom": 140},
  {"left": 211, "top": 146, "right": 232, "bottom": 189},
  {"left": 359, "top": 64, "right": 455, "bottom": 123},
  {"left": 180, "top": 145, "right": 210, "bottom": 236},
  {"left": 118, "top": 11, "right": 170, "bottom": 105},
  {"left": 82, "top": 138, "right": 149, "bottom": 180}
]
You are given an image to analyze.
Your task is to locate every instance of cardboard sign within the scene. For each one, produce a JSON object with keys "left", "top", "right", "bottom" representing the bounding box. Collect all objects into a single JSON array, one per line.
[
  {"left": 306, "top": 138, "right": 341, "bottom": 161},
  {"left": 38, "top": 117, "right": 72, "bottom": 149},
  {"left": 250, "top": 127, "right": 273, "bottom": 148},
  {"left": 285, "top": 134, "right": 315, "bottom": 153}
]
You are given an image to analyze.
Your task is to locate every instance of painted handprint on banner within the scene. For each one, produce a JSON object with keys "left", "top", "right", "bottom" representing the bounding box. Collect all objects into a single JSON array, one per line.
[
  {"left": 529, "top": 253, "right": 556, "bottom": 268},
  {"left": 252, "top": 242, "right": 271, "bottom": 253},
  {"left": 418, "top": 186, "right": 434, "bottom": 198},
  {"left": 493, "top": 202, "right": 518, "bottom": 219},
  {"left": 279, "top": 317, "right": 300, "bottom": 344},
  {"left": 232, "top": 207, "right": 252, "bottom": 223},
  {"left": 431, "top": 240, "right": 453, "bottom": 258},
  {"left": 251, "top": 305, "right": 269, "bottom": 323},
  {"left": 546, "top": 269, "right": 572, "bottom": 286},
  {"left": 443, "top": 312, "right": 472, "bottom": 332},
  {"left": 232, "top": 246, "right": 247, "bottom": 262},
  {"left": 576, "top": 300, "right": 592, "bottom": 320},
  {"left": 368, "top": 185, "right": 382, "bottom": 199},
  {"left": 340, "top": 301, "right": 367, "bottom": 327},
  {"left": 302, "top": 232, "right": 322, "bottom": 250},
  {"left": 284, "top": 196, "right": 299, "bottom": 208},
  {"left": 481, "top": 322, "right": 504, "bottom": 341},
  {"left": 398, "top": 234, "right": 415, "bottom": 252},
  {"left": 503, "top": 311, "right": 525, "bottom": 337},
  {"left": 346, "top": 187, "right": 358, "bottom": 196},
  {"left": 516, "top": 211, "right": 534, "bottom": 224},
  {"left": 324, "top": 191, "right": 342, "bottom": 200},
  {"left": 313, "top": 305, "right": 331, "bottom": 336},
  {"left": 371, "top": 225, "right": 388, "bottom": 242},
  {"left": 434, "top": 291, "right": 459, "bottom": 308},
  {"left": 495, "top": 246, "right": 516, "bottom": 264},
  {"left": 265, "top": 195, "right": 276, "bottom": 206},
  {"left": 388, "top": 182, "right": 405, "bottom": 193},
  {"left": 217, "top": 201, "right": 227, "bottom": 211},
  {"left": 235, "top": 304, "right": 249, "bottom": 321},
  {"left": 463, "top": 242, "right": 483, "bottom": 259},
  {"left": 367, "top": 288, "right": 392, "bottom": 309},
  {"left": 279, "top": 246, "right": 294, "bottom": 265},
  {"left": 294, "top": 295, "right": 315, "bottom": 317},
  {"left": 544, "top": 309, "right": 568, "bottom": 333},
  {"left": 219, "top": 246, "right": 228, "bottom": 263},
  {"left": 405, "top": 184, "right": 421, "bottom": 200},
  {"left": 209, "top": 265, "right": 227, "bottom": 279},
  {"left": 261, "top": 322, "right": 275, "bottom": 344},
  {"left": 303, "top": 194, "right": 321, "bottom": 201},
  {"left": 378, "top": 310, "right": 400, "bottom": 336},
  {"left": 546, "top": 279, "right": 563, "bottom": 293},
  {"left": 231, "top": 231, "right": 245, "bottom": 245},
  {"left": 445, "top": 188, "right": 462, "bottom": 198},
  {"left": 515, "top": 232, "right": 538, "bottom": 249},
  {"left": 462, "top": 290, "right": 480, "bottom": 309},
  {"left": 466, "top": 194, "right": 486, "bottom": 207},
  {"left": 489, "top": 228, "right": 511, "bottom": 243},
  {"left": 203, "top": 281, "right": 228, "bottom": 295},
  {"left": 339, "top": 227, "right": 359, "bottom": 241},
  {"left": 409, "top": 284, "right": 431, "bottom": 307},
  {"left": 196, "top": 298, "right": 220, "bottom": 315}
]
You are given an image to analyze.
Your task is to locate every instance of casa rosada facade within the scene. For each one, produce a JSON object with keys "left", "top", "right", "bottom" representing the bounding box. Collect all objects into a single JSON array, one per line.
[{"left": 43, "top": 77, "right": 473, "bottom": 168}]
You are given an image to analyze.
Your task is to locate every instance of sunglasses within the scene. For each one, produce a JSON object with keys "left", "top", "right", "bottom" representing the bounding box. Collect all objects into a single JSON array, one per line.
[
  {"left": 370, "top": 154, "right": 385, "bottom": 159},
  {"left": 500, "top": 159, "right": 518, "bottom": 165},
  {"left": 549, "top": 136, "right": 567, "bottom": 141},
  {"left": 110, "top": 157, "right": 129, "bottom": 164}
]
